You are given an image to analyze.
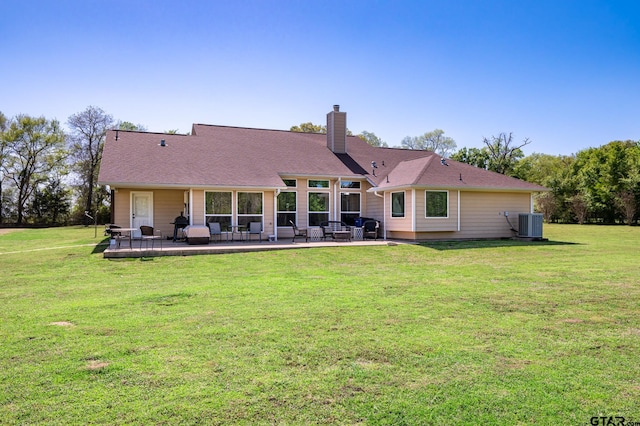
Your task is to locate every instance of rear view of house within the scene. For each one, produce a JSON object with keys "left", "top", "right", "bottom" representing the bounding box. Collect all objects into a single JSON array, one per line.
[{"left": 98, "top": 106, "right": 547, "bottom": 240}]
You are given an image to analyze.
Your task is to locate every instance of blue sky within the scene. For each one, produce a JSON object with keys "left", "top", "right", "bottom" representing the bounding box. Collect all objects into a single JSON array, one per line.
[{"left": 2, "top": 0, "right": 639, "bottom": 156}]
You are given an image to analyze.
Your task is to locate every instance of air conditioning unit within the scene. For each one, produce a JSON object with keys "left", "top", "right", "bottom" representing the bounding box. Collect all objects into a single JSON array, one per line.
[{"left": 518, "top": 213, "right": 543, "bottom": 238}]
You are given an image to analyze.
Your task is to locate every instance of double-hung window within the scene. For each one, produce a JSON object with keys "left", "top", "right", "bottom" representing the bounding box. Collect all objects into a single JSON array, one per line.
[
  {"left": 340, "top": 180, "right": 361, "bottom": 226},
  {"left": 277, "top": 179, "right": 297, "bottom": 227},
  {"left": 340, "top": 193, "right": 360, "bottom": 226},
  {"left": 308, "top": 180, "right": 330, "bottom": 226},
  {"left": 237, "top": 192, "right": 263, "bottom": 227},
  {"left": 205, "top": 191, "right": 232, "bottom": 230},
  {"left": 391, "top": 191, "right": 405, "bottom": 218}
]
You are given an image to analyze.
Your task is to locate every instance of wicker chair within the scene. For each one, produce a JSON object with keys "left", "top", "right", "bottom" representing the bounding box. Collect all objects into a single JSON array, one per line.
[
  {"left": 362, "top": 220, "right": 379, "bottom": 240},
  {"left": 289, "top": 220, "right": 308, "bottom": 242}
]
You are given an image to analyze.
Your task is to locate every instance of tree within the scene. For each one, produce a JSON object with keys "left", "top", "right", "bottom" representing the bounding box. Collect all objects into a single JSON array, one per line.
[
  {"left": 290, "top": 122, "right": 353, "bottom": 136},
  {"left": 1, "top": 115, "right": 67, "bottom": 224},
  {"left": 67, "top": 106, "right": 114, "bottom": 221},
  {"left": 450, "top": 147, "right": 490, "bottom": 169},
  {"left": 536, "top": 192, "right": 557, "bottom": 223},
  {"left": 616, "top": 190, "right": 637, "bottom": 225},
  {"left": 290, "top": 122, "right": 325, "bottom": 134},
  {"left": 28, "top": 177, "right": 70, "bottom": 224},
  {"left": 117, "top": 121, "right": 147, "bottom": 131},
  {"left": 358, "top": 130, "right": 388, "bottom": 147},
  {"left": 482, "top": 132, "right": 530, "bottom": 175},
  {"left": 401, "top": 129, "right": 457, "bottom": 157},
  {"left": 0, "top": 111, "right": 8, "bottom": 223},
  {"left": 569, "top": 193, "right": 589, "bottom": 224},
  {"left": 572, "top": 141, "right": 640, "bottom": 223}
]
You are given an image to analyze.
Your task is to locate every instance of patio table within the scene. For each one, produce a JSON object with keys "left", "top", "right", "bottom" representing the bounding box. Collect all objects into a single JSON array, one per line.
[{"left": 111, "top": 228, "right": 137, "bottom": 249}]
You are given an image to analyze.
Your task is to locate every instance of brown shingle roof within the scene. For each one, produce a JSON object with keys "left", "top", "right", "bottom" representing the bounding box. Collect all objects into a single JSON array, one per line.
[{"left": 98, "top": 124, "right": 547, "bottom": 192}]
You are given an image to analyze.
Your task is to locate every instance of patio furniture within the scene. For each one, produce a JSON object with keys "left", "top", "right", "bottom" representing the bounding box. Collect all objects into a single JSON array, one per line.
[
  {"left": 140, "top": 225, "right": 163, "bottom": 250},
  {"left": 110, "top": 227, "right": 136, "bottom": 249},
  {"left": 171, "top": 213, "right": 189, "bottom": 241},
  {"left": 289, "top": 220, "right": 308, "bottom": 242},
  {"left": 320, "top": 221, "right": 350, "bottom": 240},
  {"left": 184, "top": 225, "right": 210, "bottom": 245},
  {"left": 362, "top": 220, "right": 379, "bottom": 240},
  {"left": 246, "top": 222, "right": 263, "bottom": 242},
  {"left": 207, "top": 222, "right": 227, "bottom": 242},
  {"left": 332, "top": 230, "right": 351, "bottom": 242}
]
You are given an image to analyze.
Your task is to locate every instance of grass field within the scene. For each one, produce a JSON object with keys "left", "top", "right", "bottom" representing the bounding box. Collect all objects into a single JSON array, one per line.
[{"left": 1, "top": 225, "right": 639, "bottom": 425}]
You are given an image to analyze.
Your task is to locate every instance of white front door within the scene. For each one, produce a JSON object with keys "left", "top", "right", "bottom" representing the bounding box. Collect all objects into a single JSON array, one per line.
[{"left": 132, "top": 192, "right": 153, "bottom": 237}]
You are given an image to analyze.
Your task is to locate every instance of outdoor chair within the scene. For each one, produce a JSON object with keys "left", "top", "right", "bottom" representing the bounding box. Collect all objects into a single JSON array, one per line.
[
  {"left": 320, "top": 221, "right": 349, "bottom": 240},
  {"left": 207, "top": 221, "right": 226, "bottom": 242},
  {"left": 289, "top": 220, "right": 308, "bottom": 242},
  {"left": 140, "top": 225, "right": 162, "bottom": 250},
  {"left": 247, "top": 222, "right": 263, "bottom": 242},
  {"left": 362, "top": 220, "right": 379, "bottom": 240}
]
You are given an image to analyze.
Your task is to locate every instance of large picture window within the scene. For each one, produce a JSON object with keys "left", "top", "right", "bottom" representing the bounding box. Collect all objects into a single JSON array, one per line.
[
  {"left": 308, "top": 192, "right": 329, "bottom": 226},
  {"left": 277, "top": 191, "right": 297, "bottom": 227},
  {"left": 340, "top": 192, "right": 360, "bottom": 226},
  {"left": 237, "top": 192, "right": 263, "bottom": 227},
  {"left": 391, "top": 192, "right": 405, "bottom": 218},
  {"left": 205, "top": 191, "right": 232, "bottom": 230},
  {"left": 426, "top": 191, "right": 448, "bottom": 218}
]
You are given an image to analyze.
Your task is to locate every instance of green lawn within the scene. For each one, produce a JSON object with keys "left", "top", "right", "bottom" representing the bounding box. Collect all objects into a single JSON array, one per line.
[{"left": 1, "top": 225, "right": 639, "bottom": 425}]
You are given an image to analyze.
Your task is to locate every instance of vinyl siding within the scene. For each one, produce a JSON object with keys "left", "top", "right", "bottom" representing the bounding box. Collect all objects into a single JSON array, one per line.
[
  {"left": 415, "top": 189, "right": 458, "bottom": 232},
  {"left": 112, "top": 188, "right": 186, "bottom": 236},
  {"left": 457, "top": 191, "right": 531, "bottom": 239},
  {"left": 386, "top": 190, "right": 532, "bottom": 240}
]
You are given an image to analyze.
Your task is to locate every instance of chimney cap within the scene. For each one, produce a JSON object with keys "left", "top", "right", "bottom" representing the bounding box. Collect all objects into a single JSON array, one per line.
[{"left": 333, "top": 105, "right": 340, "bottom": 112}]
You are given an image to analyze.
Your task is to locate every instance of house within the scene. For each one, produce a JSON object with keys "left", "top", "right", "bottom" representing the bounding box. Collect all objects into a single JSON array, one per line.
[{"left": 97, "top": 105, "right": 547, "bottom": 241}]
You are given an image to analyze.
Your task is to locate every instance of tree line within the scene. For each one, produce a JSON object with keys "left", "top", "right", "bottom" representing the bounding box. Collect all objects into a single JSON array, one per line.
[
  {"left": 0, "top": 109, "right": 637, "bottom": 226},
  {"left": 292, "top": 122, "right": 640, "bottom": 225},
  {"left": 0, "top": 107, "right": 147, "bottom": 226}
]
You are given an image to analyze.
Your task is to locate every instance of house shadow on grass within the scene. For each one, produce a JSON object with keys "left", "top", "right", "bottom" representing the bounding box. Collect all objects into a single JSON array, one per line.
[
  {"left": 418, "top": 238, "right": 579, "bottom": 251},
  {"left": 92, "top": 238, "right": 110, "bottom": 254}
]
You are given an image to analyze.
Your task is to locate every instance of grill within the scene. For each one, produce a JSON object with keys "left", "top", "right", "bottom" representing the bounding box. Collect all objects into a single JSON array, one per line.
[{"left": 171, "top": 213, "right": 189, "bottom": 241}]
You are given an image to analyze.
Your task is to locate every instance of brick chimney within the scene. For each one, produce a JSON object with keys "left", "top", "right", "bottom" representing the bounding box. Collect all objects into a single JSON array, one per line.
[{"left": 327, "top": 105, "right": 347, "bottom": 154}]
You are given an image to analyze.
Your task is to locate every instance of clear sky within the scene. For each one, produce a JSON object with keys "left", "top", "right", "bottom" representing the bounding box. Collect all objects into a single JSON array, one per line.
[{"left": 2, "top": 0, "right": 639, "bottom": 156}]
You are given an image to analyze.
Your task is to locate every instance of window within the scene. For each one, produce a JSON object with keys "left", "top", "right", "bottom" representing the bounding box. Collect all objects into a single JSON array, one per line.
[
  {"left": 277, "top": 191, "right": 297, "bottom": 227},
  {"left": 391, "top": 192, "right": 405, "bottom": 218},
  {"left": 308, "top": 179, "right": 329, "bottom": 188},
  {"left": 426, "top": 191, "right": 448, "bottom": 218},
  {"left": 340, "top": 180, "right": 361, "bottom": 189},
  {"left": 340, "top": 192, "right": 360, "bottom": 226},
  {"left": 308, "top": 192, "right": 329, "bottom": 226},
  {"left": 237, "top": 192, "right": 263, "bottom": 227},
  {"left": 205, "top": 191, "right": 232, "bottom": 230},
  {"left": 282, "top": 179, "right": 297, "bottom": 187}
]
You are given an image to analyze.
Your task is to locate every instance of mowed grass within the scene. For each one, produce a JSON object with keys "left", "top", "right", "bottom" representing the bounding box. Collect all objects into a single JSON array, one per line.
[{"left": 1, "top": 225, "right": 639, "bottom": 425}]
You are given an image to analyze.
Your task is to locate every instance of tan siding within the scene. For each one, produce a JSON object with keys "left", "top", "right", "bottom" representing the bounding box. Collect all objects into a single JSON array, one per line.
[
  {"left": 191, "top": 189, "right": 205, "bottom": 225},
  {"left": 457, "top": 191, "right": 530, "bottom": 239},
  {"left": 363, "top": 183, "right": 384, "bottom": 221},
  {"left": 263, "top": 190, "right": 275, "bottom": 235},
  {"left": 385, "top": 190, "right": 532, "bottom": 240},
  {"left": 386, "top": 190, "right": 412, "bottom": 232},
  {"left": 154, "top": 189, "right": 189, "bottom": 236},
  {"left": 113, "top": 188, "right": 187, "bottom": 236},
  {"left": 113, "top": 189, "right": 131, "bottom": 227},
  {"left": 415, "top": 190, "right": 458, "bottom": 232}
]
